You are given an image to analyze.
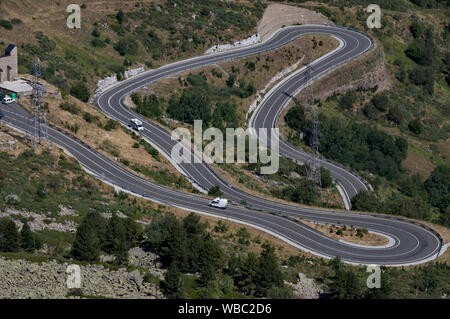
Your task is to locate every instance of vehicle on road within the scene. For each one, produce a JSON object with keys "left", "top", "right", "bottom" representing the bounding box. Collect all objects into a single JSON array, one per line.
[
  {"left": 130, "top": 118, "right": 144, "bottom": 131},
  {"left": 208, "top": 197, "right": 228, "bottom": 209},
  {"left": 2, "top": 96, "right": 15, "bottom": 105}
]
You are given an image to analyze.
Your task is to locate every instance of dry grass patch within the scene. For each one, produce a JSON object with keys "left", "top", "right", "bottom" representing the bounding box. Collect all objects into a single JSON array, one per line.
[
  {"left": 300, "top": 219, "right": 390, "bottom": 247},
  {"left": 17, "top": 77, "right": 193, "bottom": 192}
]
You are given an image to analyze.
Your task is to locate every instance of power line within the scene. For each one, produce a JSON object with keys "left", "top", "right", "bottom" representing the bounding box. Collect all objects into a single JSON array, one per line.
[{"left": 29, "top": 56, "right": 50, "bottom": 149}]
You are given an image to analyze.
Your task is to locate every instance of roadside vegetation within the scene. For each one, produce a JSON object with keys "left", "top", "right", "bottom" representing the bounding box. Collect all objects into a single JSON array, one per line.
[
  {"left": 0, "top": 0, "right": 266, "bottom": 101},
  {"left": 0, "top": 146, "right": 448, "bottom": 299},
  {"left": 279, "top": 0, "right": 449, "bottom": 226}
]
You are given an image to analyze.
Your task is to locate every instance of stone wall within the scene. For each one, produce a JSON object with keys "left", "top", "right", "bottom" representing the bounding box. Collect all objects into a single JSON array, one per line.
[
  {"left": 0, "top": 45, "right": 18, "bottom": 83},
  {"left": 257, "top": 4, "right": 331, "bottom": 41}
]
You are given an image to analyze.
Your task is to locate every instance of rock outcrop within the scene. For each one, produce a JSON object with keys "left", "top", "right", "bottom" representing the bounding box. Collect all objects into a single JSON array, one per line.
[{"left": 0, "top": 252, "right": 164, "bottom": 299}]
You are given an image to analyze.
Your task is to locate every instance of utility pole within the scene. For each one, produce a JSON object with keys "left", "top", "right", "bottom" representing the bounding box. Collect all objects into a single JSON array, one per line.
[
  {"left": 29, "top": 57, "right": 50, "bottom": 149},
  {"left": 304, "top": 51, "right": 322, "bottom": 198}
]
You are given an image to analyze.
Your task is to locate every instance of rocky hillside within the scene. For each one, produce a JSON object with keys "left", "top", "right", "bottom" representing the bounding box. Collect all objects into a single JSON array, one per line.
[{"left": 0, "top": 247, "right": 163, "bottom": 299}]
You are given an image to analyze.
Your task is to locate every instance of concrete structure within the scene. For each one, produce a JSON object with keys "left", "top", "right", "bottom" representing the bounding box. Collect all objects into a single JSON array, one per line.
[
  {"left": 0, "top": 79, "right": 33, "bottom": 97},
  {"left": 0, "top": 45, "right": 18, "bottom": 83},
  {"left": 257, "top": 4, "right": 331, "bottom": 41},
  {"left": 0, "top": 45, "right": 33, "bottom": 97}
]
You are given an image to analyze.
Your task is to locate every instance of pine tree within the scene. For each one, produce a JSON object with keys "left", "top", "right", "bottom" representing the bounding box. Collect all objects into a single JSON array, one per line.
[
  {"left": 235, "top": 253, "right": 259, "bottom": 296},
  {"left": 104, "top": 213, "right": 126, "bottom": 255},
  {"left": 257, "top": 243, "right": 283, "bottom": 297},
  {"left": 20, "top": 222, "right": 40, "bottom": 253},
  {"left": 328, "top": 268, "right": 363, "bottom": 299},
  {"left": 0, "top": 217, "right": 20, "bottom": 252},
  {"left": 197, "top": 235, "right": 224, "bottom": 286},
  {"left": 183, "top": 213, "right": 206, "bottom": 236},
  {"left": 162, "top": 262, "right": 184, "bottom": 299},
  {"left": 159, "top": 215, "right": 188, "bottom": 269},
  {"left": 71, "top": 216, "right": 101, "bottom": 262},
  {"left": 87, "top": 211, "right": 107, "bottom": 245},
  {"left": 113, "top": 239, "right": 129, "bottom": 265},
  {"left": 123, "top": 217, "right": 142, "bottom": 248}
]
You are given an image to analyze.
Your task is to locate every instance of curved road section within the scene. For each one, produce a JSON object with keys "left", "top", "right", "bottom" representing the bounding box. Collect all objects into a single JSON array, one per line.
[
  {"left": 98, "top": 25, "right": 371, "bottom": 208},
  {"left": 0, "top": 26, "right": 442, "bottom": 265},
  {"left": 249, "top": 26, "right": 373, "bottom": 205}
]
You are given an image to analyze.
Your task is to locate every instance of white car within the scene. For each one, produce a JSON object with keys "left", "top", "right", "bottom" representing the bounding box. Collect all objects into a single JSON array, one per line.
[
  {"left": 2, "top": 96, "right": 15, "bottom": 104},
  {"left": 130, "top": 118, "right": 144, "bottom": 131},
  {"left": 208, "top": 197, "right": 228, "bottom": 209}
]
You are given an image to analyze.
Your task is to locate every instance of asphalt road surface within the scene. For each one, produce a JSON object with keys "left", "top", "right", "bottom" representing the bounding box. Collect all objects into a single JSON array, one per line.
[{"left": 0, "top": 25, "right": 443, "bottom": 265}]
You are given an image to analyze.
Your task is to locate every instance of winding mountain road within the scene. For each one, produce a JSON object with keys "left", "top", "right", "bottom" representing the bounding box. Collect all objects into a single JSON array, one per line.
[{"left": 0, "top": 25, "right": 443, "bottom": 265}]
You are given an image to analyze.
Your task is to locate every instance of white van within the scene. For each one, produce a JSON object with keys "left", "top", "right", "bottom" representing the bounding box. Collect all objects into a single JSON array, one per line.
[
  {"left": 130, "top": 118, "right": 144, "bottom": 131},
  {"left": 2, "top": 96, "right": 15, "bottom": 105},
  {"left": 208, "top": 197, "right": 228, "bottom": 209}
]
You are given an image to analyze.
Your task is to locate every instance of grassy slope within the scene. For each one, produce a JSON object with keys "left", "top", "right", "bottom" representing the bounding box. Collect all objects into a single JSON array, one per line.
[
  {"left": 0, "top": 0, "right": 265, "bottom": 95},
  {"left": 130, "top": 33, "right": 345, "bottom": 209},
  {"left": 297, "top": 1, "right": 449, "bottom": 178}
]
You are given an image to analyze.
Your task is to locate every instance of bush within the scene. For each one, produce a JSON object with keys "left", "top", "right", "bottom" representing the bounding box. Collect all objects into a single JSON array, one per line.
[
  {"left": 70, "top": 82, "right": 90, "bottom": 102},
  {"left": 424, "top": 165, "right": 450, "bottom": 213},
  {"left": 338, "top": 91, "right": 357, "bottom": 110},
  {"left": 409, "top": 67, "right": 434, "bottom": 94},
  {"left": 135, "top": 94, "right": 162, "bottom": 119},
  {"left": 408, "top": 119, "right": 423, "bottom": 134},
  {"left": 91, "top": 27, "right": 100, "bottom": 38},
  {"left": 410, "top": 21, "right": 423, "bottom": 38},
  {"left": 371, "top": 93, "right": 389, "bottom": 112},
  {"left": 91, "top": 38, "right": 107, "bottom": 48},
  {"left": 0, "top": 217, "right": 20, "bottom": 252},
  {"left": 114, "top": 37, "right": 138, "bottom": 56},
  {"left": 11, "top": 18, "right": 22, "bottom": 25},
  {"left": 208, "top": 185, "right": 223, "bottom": 197},
  {"left": 362, "top": 103, "right": 378, "bottom": 120},
  {"left": 387, "top": 106, "right": 404, "bottom": 124},
  {"left": 104, "top": 119, "right": 119, "bottom": 131},
  {"left": 320, "top": 167, "right": 333, "bottom": 188},
  {"left": 59, "top": 101, "right": 81, "bottom": 115},
  {"left": 0, "top": 20, "right": 13, "bottom": 30},
  {"left": 351, "top": 191, "right": 380, "bottom": 212},
  {"left": 83, "top": 112, "right": 99, "bottom": 123},
  {"left": 116, "top": 9, "right": 127, "bottom": 24}
]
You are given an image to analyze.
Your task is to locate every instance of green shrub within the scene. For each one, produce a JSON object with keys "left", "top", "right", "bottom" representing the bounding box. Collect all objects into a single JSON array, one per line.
[
  {"left": 408, "top": 119, "right": 423, "bottom": 134},
  {"left": 371, "top": 93, "right": 389, "bottom": 112},
  {"left": 0, "top": 20, "right": 13, "bottom": 30},
  {"left": 208, "top": 185, "right": 223, "bottom": 197},
  {"left": 339, "top": 91, "right": 357, "bottom": 110},
  {"left": 70, "top": 82, "right": 90, "bottom": 102},
  {"left": 114, "top": 37, "right": 138, "bottom": 56},
  {"left": 104, "top": 119, "right": 119, "bottom": 131}
]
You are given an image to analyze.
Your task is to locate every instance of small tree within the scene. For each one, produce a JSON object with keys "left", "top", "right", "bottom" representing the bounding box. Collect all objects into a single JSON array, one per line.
[
  {"left": 320, "top": 167, "right": 333, "bottom": 188},
  {"left": 338, "top": 91, "right": 357, "bottom": 110},
  {"left": 70, "top": 82, "right": 90, "bottom": 102},
  {"left": 371, "top": 93, "right": 389, "bottom": 112},
  {"left": 256, "top": 243, "right": 283, "bottom": 297},
  {"left": 71, "top": 215, "right": 101, "bottom": 262},
  {"left": 20, "top": 222, "right": 41, "bottom": 253},
  {"left": 162, "top": 262, "right": 184, "bottom": 299},
  {"left": 0, "top": 217, "right": 20, "bottom": 252},
  {"left": 116, "top": 10, "right": 126, "bottom": 24},
  {"left": 208, "top": 185, "right": 223, "bottom": 197},
  {"left": 408, "top": 119, "right": 423, "bottom": 134}
]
